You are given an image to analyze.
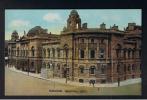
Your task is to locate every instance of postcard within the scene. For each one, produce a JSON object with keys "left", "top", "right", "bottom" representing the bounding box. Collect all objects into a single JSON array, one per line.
[{"left": 5, "top": 9, "right": 142, "bottom": 96}]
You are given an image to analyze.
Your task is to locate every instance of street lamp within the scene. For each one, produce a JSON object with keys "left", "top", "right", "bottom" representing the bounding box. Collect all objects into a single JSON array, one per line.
[
  {"left": 50, "top": 63, "right": 53, "bottom": 78},
  {"left": 28, "top": 57, "right": 29, "bottom": 76},
  {"left": 116, "top": 48, "right": 121, "bottom": 87}
]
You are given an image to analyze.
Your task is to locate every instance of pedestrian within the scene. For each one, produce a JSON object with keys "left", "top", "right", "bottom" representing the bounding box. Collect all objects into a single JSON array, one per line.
[{"left": 92, "top": 80, "right": 95, "bottom": 87}]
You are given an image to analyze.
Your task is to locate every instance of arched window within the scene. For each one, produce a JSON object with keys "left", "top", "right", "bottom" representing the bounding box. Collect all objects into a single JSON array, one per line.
[
  {"left": 90, "top": 49, "right": 95, "bottom": 58},
  {"left": 117, "top": 64, "right": 120, "bottom": 73},
  {"left": 132, "top": 64, "right": 135, "bottom": 71},
  {"left": 57, "top": 64, "right": 60, "bottom": 70},
  {"left": 31, "top": 46, "right": 35, "bottom": 57},
  {"left": 91, "top": 39, "right": 94, "bottom": 43},
  {"left": 99, "top": 48, "right": 105, "bottom": 58},
  {"left": 101, "top": 64, "right": 106, "bottom": 74},
  {"left": 128, "top": 64, "right": 131, "bottom": 72},
  {"left": 79, "top": 66, "right": 84, "bottom": 73},
  {"left": 132, "top": 49, "right": 135, "bottom": 58},
  {"left": 80, "top": 49, "right": 84, "bottom": 58},
  {"left": 31, "top": 62, "right": 34, "bottom": 68},
  {"left": 43, "top": 48, "right": 46, "bottom": 58},
  {"left": 81, "top": 39, "right": 84, "bottom": 43},
  {"left": 123, "top": 49, "right": 126, "bottom": 59},
  {"left": 48, "top": 48, "right": 50, "bottom": 58},
  {"left": 52, "top": 48, "right": 55, "bottom": 58},
  {"left": 48, "top": 62, "right": 50, "bottom": 69},
  {"left": 90, "top": 66, "right": 95, "bottom": 74},
  {"left": 128, "top": 49, "right": 131, "bottom": 58},
  {"left": 116, "top": 44, "right": 121, "bottom": 58},
  {"left": 124, "top": 64, "right": 126, "bottom": 73},
  {"left": 57, "top": 48, "right": 60, "bottom": 58}
]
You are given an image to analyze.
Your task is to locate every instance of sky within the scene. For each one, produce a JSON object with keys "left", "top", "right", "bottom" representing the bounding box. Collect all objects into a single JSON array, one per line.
[{"left": 5, "top": 9, "right": 141, "bottom": 40}]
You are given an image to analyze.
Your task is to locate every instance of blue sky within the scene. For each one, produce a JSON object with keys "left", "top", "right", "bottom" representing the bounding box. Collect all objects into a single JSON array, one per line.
[{"left": 5, "top": 9, "right": 141, "bottom": 40}]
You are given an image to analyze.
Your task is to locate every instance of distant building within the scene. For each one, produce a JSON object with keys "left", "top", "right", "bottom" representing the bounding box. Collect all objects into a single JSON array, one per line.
[{"left": 8, "top": 10, "right": 141, "bottom": 84}]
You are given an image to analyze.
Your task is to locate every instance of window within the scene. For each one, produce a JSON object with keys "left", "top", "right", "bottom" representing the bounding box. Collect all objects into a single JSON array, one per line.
[
  {"left": 31, "top": 62, "right": 34, "bottom": 67},
  {"left": 8, "top": 48, "right": 10, "bottom": 55},
  {"left": 57, "top": 49, "right": 60, "bottom": 58},
  {"left": 79, "top": 66, "right": 84, "bottom": 73},
  {"left": 76, "top": 23, "right": 78, "bottom": 29},
  {"left": 43, "top": 49, "right": 46, "bottom": 58},
  {"left": 132, "top": 50, "right": 135, "bottom": 58},
  {"left": 100, "top": 39, "right": 104, "bottom": 44},
  {"left": 91, "top": 39, "right": 94, "bottom": 43},
  {"left": 81, "top": 39, "right": 84, "bottom": 43},
  {"left": 99, "top": 48, "right": 104, "bottom": 58},
  {"left": 101, "top": 65, "right": 105, "bottom": 74},
  {"left": 31, "top": 46, "right": 35, "bottom": 57},
  {"left": 116, "top": 44, "right": 121, "bottom": 58},
  {"left": 80, "top": 49, "right": 84, "bottom": 58},
  {"left": 90, "top": 50, "right": 95, "bottom": 58},
  {"left": 128, "top": 50, "right": 131, "bottom": 58},
  {"left": 79, "top": 79, "right": 84, "bottom": 83},
  {"left": 117, "top": 64, "right": 120, "bottom": 73},
  {"left": 48, "top": 49, "right": 50, "bottom": 58},
  {"left": 124, "top": 64, "right": 126, "bottom": 73},
  {"left": 52, "top": 48, "right": 55, "bottom": 58},
  {"left": 90, "top": 66, "right": 95, "bottom": 74},
  {"left": 57, "top": 64, "right": 60, "bottom": 70},
  {"left": 48, "top": 63, "right": 50, "bottom": 69},
  {"left": 124, "top": 50, "right": 126, "bottom": 59},
  {"left": 132, "top": 64, "right": 135, "bottom": 71},
  {"left": 128, "top": 64, "right": 131, "bottom": 72}
]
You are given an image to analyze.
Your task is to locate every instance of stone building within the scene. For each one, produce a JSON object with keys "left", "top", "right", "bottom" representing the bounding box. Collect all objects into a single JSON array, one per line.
[
  {"left": 8, "top": 26, "right": 59, "bottom": 73},
  {"left": 41, "top": 10, "right": 141, "bottom": 83},
  {"left": 8, "top": 10, "right": 141, "bottom": 84}
]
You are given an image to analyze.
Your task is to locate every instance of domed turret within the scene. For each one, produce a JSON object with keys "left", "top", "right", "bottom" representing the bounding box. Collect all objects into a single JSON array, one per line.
[
  {"left": 67, "top": 10, "right": 81, "bottom": 31},
  {"left": 70, "top": 10, "right": 78, "bottom": 16},
  {"left": 27, "top": 26, "right": 48, "bottom": 37},
  {"left": 11, "top": 30, "right": 19, "bottom": 41}
]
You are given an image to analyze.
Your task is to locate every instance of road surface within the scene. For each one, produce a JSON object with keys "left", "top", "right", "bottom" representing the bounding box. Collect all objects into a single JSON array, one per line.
[{"left": 5, "top": 67, "right": 141, "bottom": 96}]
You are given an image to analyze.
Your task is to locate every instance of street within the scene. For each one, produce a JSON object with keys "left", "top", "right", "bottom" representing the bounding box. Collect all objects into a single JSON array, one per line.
[{"left": 5, "top": 67, "right": 141, "bottom": 96}]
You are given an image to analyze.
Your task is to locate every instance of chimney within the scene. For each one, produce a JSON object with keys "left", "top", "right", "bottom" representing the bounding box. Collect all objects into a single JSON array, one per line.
[
  {"left": 128, "top": 23, "right": 136, "bottom": 31},
  {"left": 100, "top": 22, "right": 106, "bottom": 29},
  {"left": 111, "top": 24, "right": 118, "bottom": 30}
]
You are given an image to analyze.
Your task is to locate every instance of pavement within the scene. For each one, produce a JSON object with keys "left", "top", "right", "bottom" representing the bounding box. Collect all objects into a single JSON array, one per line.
[{"left": 7, "top": 66, "right": 141, "bottom": 87}]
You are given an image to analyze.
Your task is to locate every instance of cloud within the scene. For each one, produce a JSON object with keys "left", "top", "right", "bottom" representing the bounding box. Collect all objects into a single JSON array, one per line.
[
  {"left": 9, "top": 19, "right": 30, "bottom": 28},
  {"left": 43, "top": 13, "right": 61, "bottom": 22}
]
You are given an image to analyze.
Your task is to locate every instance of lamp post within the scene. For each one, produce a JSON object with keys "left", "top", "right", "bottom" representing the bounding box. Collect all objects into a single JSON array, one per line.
[
  {"left": 116, "top": 48, "right": 121, "bottom": 87},
  {"left": 27, "top": 57, "right": 29, "bottom": 76}
]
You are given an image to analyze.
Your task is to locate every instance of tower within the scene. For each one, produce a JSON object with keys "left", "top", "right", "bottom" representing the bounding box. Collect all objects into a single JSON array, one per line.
[
  {"left": 11, "top": 30, "right": 19, "bottom": 41},
  {"left": 67, "top": 10, "right": 81, "bottom": 31}
]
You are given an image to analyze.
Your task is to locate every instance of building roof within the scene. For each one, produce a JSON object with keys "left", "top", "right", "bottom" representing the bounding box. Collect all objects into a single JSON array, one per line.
[{"left": 61, "top": 28, "right": 124, "bottom": 35}]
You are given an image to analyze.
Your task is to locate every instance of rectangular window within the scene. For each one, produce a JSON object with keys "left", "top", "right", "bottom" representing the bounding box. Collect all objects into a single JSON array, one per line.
[
  {"left": 90, "top": 50, "right": 95, "bottom": 58},
  {"left": 90, "top": 66, "right": 95, "bottom": 74},
  {"left": 80, "top": 67, "right": 84, "bottom": 73},
  {"left": 58, "top": 50, "right": 60, "bottom": 58},
  {"left": 80, "top": 50, "right": 84, "bottom": 58}
]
